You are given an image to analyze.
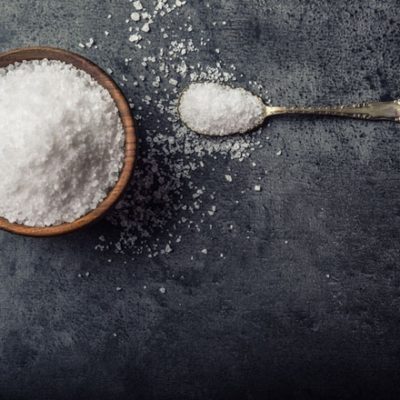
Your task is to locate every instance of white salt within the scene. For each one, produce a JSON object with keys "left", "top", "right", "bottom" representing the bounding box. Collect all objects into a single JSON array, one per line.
[
  {"left": 178, "top": 83, "right": 265, "bottom": 136},
  {"left": 85, "top": 37, "right": 95, "bottom": 48},
  {"left": 129, "top": 33, "right": 142, "bottom": 43},
  {"left": 131, "top": 12, "right": 141, "bottom": 21},
  {"left": 225, "top": 174, "right": 233, "bottom": 182},
  {"left": 98, "top": 0, "right": 272, "bottom": 255},
  {"left": 141, "top": 23, "right": 150, "bottom": 33},
  {"left": 133, "top": 1, "right": 143, "bottom": 10},
  {"left": 0, "top": 60, "right": 124, "bottom": 227}
]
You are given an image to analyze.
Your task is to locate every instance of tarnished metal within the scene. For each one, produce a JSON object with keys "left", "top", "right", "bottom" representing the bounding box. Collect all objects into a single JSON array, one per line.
[{"left": 265, "top": 100, "right": 400, "bottom": 122}]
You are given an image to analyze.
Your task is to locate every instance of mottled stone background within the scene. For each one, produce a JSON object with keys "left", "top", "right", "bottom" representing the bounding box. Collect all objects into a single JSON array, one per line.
[{"left": 0, "top": 1, "right": 400, "bottom": 399}]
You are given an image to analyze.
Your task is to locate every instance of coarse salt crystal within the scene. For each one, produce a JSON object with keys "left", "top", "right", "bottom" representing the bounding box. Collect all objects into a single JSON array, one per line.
[
  {"left": 141, "top": 23, "right": 150, "bottom": 32},
  {"left": 129, "top": 33, "right": 142, "bottom": 43},
  {"left": 133, "top": 1, "right": 143, "bottom": 10},
  {"left": 131, "top": 12, "right": 141, "bottom": 21},
  {"left": 85, "top": 38, "right": 95, "bottom": 48}
]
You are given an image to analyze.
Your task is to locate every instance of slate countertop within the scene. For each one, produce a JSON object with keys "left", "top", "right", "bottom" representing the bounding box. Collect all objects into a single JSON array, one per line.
[{"left": 0, "top": 1, "right": 399, "bottom": 399}]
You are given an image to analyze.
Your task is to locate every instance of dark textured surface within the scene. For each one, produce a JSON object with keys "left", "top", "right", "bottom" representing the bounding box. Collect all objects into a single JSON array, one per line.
[{"left": 1, "top": 1, "right": 400, "bottom": 399}]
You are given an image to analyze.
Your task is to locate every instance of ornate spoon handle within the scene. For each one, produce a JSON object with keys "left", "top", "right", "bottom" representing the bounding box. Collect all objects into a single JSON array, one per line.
[{"left": 265, "top": 100, "right": 400, "bottom": 122}]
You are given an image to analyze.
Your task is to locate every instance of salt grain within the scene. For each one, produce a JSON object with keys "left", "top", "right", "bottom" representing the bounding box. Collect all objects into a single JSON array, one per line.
[
  {"left": 129, "top": 33, "right": 142, "bottom": 43},
  {"left": 225, "top": 174, "right": 233, "bottom": 182},
  {"left": 133, "top": 1, "right": 143, "bottom": 10},
  {"left": 85, "top": 37, "right": 95, "bottom": 48},
  {"left": 141, "top": 23, "right": 150, "bottom": 33},
  {"left": 131, "top": 12, "right": 141, "bottom": 21}
]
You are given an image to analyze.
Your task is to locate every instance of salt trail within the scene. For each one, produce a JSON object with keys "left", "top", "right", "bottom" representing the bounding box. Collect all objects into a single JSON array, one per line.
[{"left": 178, "top": 83, "right": 265, "bottom": 136}]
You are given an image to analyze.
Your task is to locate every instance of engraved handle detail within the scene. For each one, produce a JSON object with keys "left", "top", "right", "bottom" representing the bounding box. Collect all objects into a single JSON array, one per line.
[{"left": 266, "top": 100, "right": 400, "bottom": 122}]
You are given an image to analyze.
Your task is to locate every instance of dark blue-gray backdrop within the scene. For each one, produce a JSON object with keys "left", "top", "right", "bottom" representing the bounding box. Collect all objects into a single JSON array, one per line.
[{"left": 0, "top": 1, "right": 400, "bottom": 399}]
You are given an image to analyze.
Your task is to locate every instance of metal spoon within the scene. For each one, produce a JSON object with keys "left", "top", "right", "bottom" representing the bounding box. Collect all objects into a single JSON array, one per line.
[
  {"left": 178, "top": 83, "right": 400, "bottom": 136},
  {"left": 265, "top": 100, "right": 400, "bottom": 123}
]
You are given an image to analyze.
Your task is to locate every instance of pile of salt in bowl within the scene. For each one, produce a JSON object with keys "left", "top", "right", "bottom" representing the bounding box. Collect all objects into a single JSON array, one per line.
[{"left": 0, "top": 59, "right": 124, "bottom": 227}]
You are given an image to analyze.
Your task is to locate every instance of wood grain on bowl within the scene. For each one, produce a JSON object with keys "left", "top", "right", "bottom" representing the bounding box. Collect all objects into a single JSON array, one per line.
[{"left": 0, "top": 47, "right": 136, "bottom": 237}]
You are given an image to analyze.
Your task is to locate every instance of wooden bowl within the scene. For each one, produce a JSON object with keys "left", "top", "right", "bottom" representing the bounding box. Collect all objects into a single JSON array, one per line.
[{"left": 0, "top": 47, "right": 136, "bottom": 237}]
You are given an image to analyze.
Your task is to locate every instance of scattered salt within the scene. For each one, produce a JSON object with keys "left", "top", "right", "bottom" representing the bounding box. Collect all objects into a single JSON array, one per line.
[
  {"left": 133, "top": 1, "right": 143, "bottom": 11},
  {"left": 141, "top": 23, "right": 150, "bottom": 33},
  {"left": 96, "top": 1, "right": 272, "bottom": 256},
  {"left": 225, "top": 174, "right": 233, "bottom": 182},
  {"left": 131, "top": 12, "right": 141, "bottom": 21},
  {"left": 85, "top": 37, "right": 95, "bottom": 48},
  {"left": 129, "top": 34, "right": 142, "bottom": 43}
]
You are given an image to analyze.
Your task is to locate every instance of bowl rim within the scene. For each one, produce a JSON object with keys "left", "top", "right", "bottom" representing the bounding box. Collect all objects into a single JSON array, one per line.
[{"left": 0, "top": 46, "right": 137, "bottom": 237}]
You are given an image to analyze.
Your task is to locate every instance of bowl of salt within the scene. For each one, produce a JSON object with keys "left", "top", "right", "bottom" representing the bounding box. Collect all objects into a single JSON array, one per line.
[{"left": 0, "top": 47, "right": 136, "bottom": 236}]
